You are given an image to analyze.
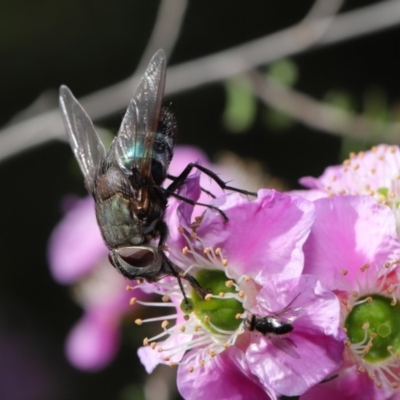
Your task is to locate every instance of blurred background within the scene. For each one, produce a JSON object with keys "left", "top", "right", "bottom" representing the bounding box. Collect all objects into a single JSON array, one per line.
[{"left": 1, "top": 0, "right": 400, "bottom": 399}]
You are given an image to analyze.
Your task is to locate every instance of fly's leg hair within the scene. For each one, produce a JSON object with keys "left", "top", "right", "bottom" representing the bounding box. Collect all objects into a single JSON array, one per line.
[
  {"left": 167, "top": 163, "right": 257, "bottom": 197},
  {"left": 167, "top": 173, "right": 216, "bottom": 198},
  {"left": 158, "top": 222, "right": 208, "bottom": 307},
  {"left": 320, "top": 374, "right": 338, "bottom": 384},
  {"left": 161, "top": 187, "right": 229, "bottom": 222}
]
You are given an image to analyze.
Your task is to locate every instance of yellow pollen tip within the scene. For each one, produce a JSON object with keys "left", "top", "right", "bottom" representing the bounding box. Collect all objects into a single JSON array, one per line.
[
  {"left": 163, "top": 356, "right": 170, "bottom": 361},
  {"left": 195, "top": 325, "right": 202, "bottom": 332},
  {"left": 204, "top": 294, "right": 213, "bottom": 301},
  {"left": 189, "top": 366, "right": 194, "bottom": 373},
  {"left": 222, "top": 259, "right": 228, "bottom": 266},
  {"left": 161, "top": 320, "right": 169, "bottom": 329},
  {"left": 182, "top": 246, "right": 189, "bottom": 255},
  {"left": 238, "top": 290, "right": 245, "bottom": 298},
  {"left": 215, "top": 248, "right": 222, "bottom": 255},
  {"left": 225, "top": 280, "right": 234, "bottom": 287},
  {"left": 151, "top": 342, "right": 156, "bottom": 349},
  {"left": 204, "top": 247, "right": 211, "bottom": 254},
  {"left": 179, "top": 325, "right": 186, "bottom": 332},
  {"left": 135, "top": 319, "right": 142, "bottom": 325},
  {"left": 366, "top": 296, "right": 373, "bottom": 303},
  {"left": 204, "top": 316, "right": 210, "bottom": 323},
  {"left": 358, "top": 366, "right": 365, "bottom": 373},
  {"left": 360, "top": 263, "right": 370, "bottom": 272},
  {"left": 190, "top": 232, "right": 198, "bottom": 239},
  {"left": 362, "top": 322, "right": 370, "bottom": 330},
  {"left": 169, "top": 362, "right": 176, "bottom": 367},
  {"left": 162, "top": 295, "right": 170, "bottom": 302},
  {"left": 235, "top": 313, "right": 242, "bottom": 319},
  {"left": 392, "top": 382, "right": 398, "bottom": 389},
  {"left": 244, "top": 275, "right": 250, "bottom": 282},
  {"left": 218, "top": 292, "right": 225, "bottom": 297},
  {"left": 126, "top": 285, "right": 133, "bottom": 291},
  {"left": 391, "top": 299, "right": 397, "bottom": 306},
  {"left": 137, "top": 279, "right": 144, "bottom": 284},
  {"left": 376, "top": 382, "right": 382, "bottom": 389},
  {"left": 130, "top": 298, "right": 137, "bottom": 305},
  {"left": 158, "top": 348, "right": 163, "bottom": 353},
  {"left": 143, "top": 338, "right": 149, "bottom": 345},
  {"left": 341, "top": 269, "right": 348, "bottom": 276},
  {"left": 352, "top": 291, "right": 358, "bottom": 298},
  {"left": 223, "top": 343, "right": 230, "bottom": 349},
  {"left": 178, "top": 226, "right": 184, "bottom": 233},
  {"left": 199, "top": 360, "right": 205, "bottom": 367},
  {"left": 209, "top": 350, "right": 216, "bottom": 357},
  {"left": 184, "top": 315, "right": 190, "bottom": 321}
]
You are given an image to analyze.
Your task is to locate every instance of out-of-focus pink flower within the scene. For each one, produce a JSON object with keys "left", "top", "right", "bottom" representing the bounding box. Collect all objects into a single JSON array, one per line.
[
  {"left": 135, "top": 180, "right": 343, "bottom": 399},
  {"left": 302, "top": 195, "right": 400, "bottom": 399}
]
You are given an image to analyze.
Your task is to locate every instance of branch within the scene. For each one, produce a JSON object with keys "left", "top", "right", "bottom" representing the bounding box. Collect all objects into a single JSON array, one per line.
[
  {"left": 251, "top": 71, "right": 400, "bottom": 143},
  {"left": 1, "top": 0, "right": 400, "bottom": 162}
]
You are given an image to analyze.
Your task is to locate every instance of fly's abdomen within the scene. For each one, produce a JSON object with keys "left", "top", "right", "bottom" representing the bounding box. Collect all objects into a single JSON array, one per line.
[{"left": 96, "top": 195, "right": 145, "bottom": 248}]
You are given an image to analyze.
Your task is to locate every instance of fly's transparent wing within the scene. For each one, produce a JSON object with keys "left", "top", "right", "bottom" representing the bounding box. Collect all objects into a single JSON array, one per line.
[
  {"left": 269, "top": 336, "right": 300, "bottom": 359},
  {"left": 59, "top": 85, "right": 106, "bottom": 193},
  {"left": 273, "top": 306, "right": 304, "bottom": 324},
  {"left": 107, "top": 49, "right": 166, "bottom": 179}
]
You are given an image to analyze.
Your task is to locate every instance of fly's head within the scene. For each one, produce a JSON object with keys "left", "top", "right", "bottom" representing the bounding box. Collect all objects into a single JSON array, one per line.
[{"left": 109, "top": 245, "right": 164, "bottom": 281}]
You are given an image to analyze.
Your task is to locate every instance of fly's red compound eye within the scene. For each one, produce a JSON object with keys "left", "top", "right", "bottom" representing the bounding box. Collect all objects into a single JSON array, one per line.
[{"left": 118, "top": 247, "right": 156, "bottom": 268}]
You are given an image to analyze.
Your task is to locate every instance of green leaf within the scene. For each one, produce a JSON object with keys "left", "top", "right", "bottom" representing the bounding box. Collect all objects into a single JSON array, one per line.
[
  {"left": 324, "top": 90, "right": 355, "bottom": 113},
  {"left": 268, "top": 59, "right": 298, "bottom": 87},
  {"left": 223, "top": 77, "right": 257, "bottom": 134}
]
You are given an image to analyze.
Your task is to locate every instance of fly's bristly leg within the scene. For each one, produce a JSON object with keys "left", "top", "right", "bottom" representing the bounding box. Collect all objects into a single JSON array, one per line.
[
  {"left": 167, "top": 173, "right": 216, "bottom": 198},
  {"left": 157, "top": 221, "right": 208, "bottom": 307},
  {"left": 167, "top": 163, "right": 258, "bottom": 197},
  {"left": 161, "top": 187, "right": 229, "bottom": 222}
]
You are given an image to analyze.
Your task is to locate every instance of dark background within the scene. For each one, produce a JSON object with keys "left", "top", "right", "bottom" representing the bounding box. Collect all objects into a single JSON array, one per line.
[{"left": 0, "top": 1, "right": 399, "bottom": 399}]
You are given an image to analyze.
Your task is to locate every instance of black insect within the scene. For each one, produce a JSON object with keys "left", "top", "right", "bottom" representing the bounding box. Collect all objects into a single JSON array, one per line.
[
  {"left": 59, "top": 49, "right": 255, "bottom": 303},
  {"left": 246, "top": 294, "right": 303, "bottom": 358}
]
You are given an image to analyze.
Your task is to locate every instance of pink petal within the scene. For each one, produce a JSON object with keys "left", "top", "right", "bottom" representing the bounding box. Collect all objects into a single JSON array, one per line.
[
  {"left": 197, "top": 190, "right": 315, "bottom": 284},
  {"left": 177, "top": 347, "right": 276, "bottom": 400},
  {"left": 303, "top": 196, "right": 400, "bottom": 290},
  {"left": 301, "top": 364, "right": 384, "bottom": 400},
  {"left": 48, "top": 197, "right": 107, "bottom": 283},
  {"left": 65, "top": 310, "right": 119, "bottom": 371}
]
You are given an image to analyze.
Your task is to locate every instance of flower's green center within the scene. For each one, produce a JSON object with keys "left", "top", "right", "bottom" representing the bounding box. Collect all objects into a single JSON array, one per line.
[
  {"left": 345, "top": 294, "right": 400, "bottom": 362},
  {"left": 181, "top": 269, "right": 244, "bottom": 333},
  {"left": 377, "top": 187, "right": 389, "bottom": 197}
]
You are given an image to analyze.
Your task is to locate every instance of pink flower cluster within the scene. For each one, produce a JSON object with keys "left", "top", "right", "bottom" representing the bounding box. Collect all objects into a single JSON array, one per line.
[{"left": 49, "top": 144, "right": 400, "bottom": 399}]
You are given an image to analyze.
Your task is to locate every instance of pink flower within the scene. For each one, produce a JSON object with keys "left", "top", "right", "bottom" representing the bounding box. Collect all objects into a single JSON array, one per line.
[
  {"left": 134, "top": 184, "right": 343, "bottom": 399},
  {"left": 300, "top": 144, "right": 400, "bottom": 235},
  {"left": 302, "top": 195, "right": 400, "bottom": 399}
]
